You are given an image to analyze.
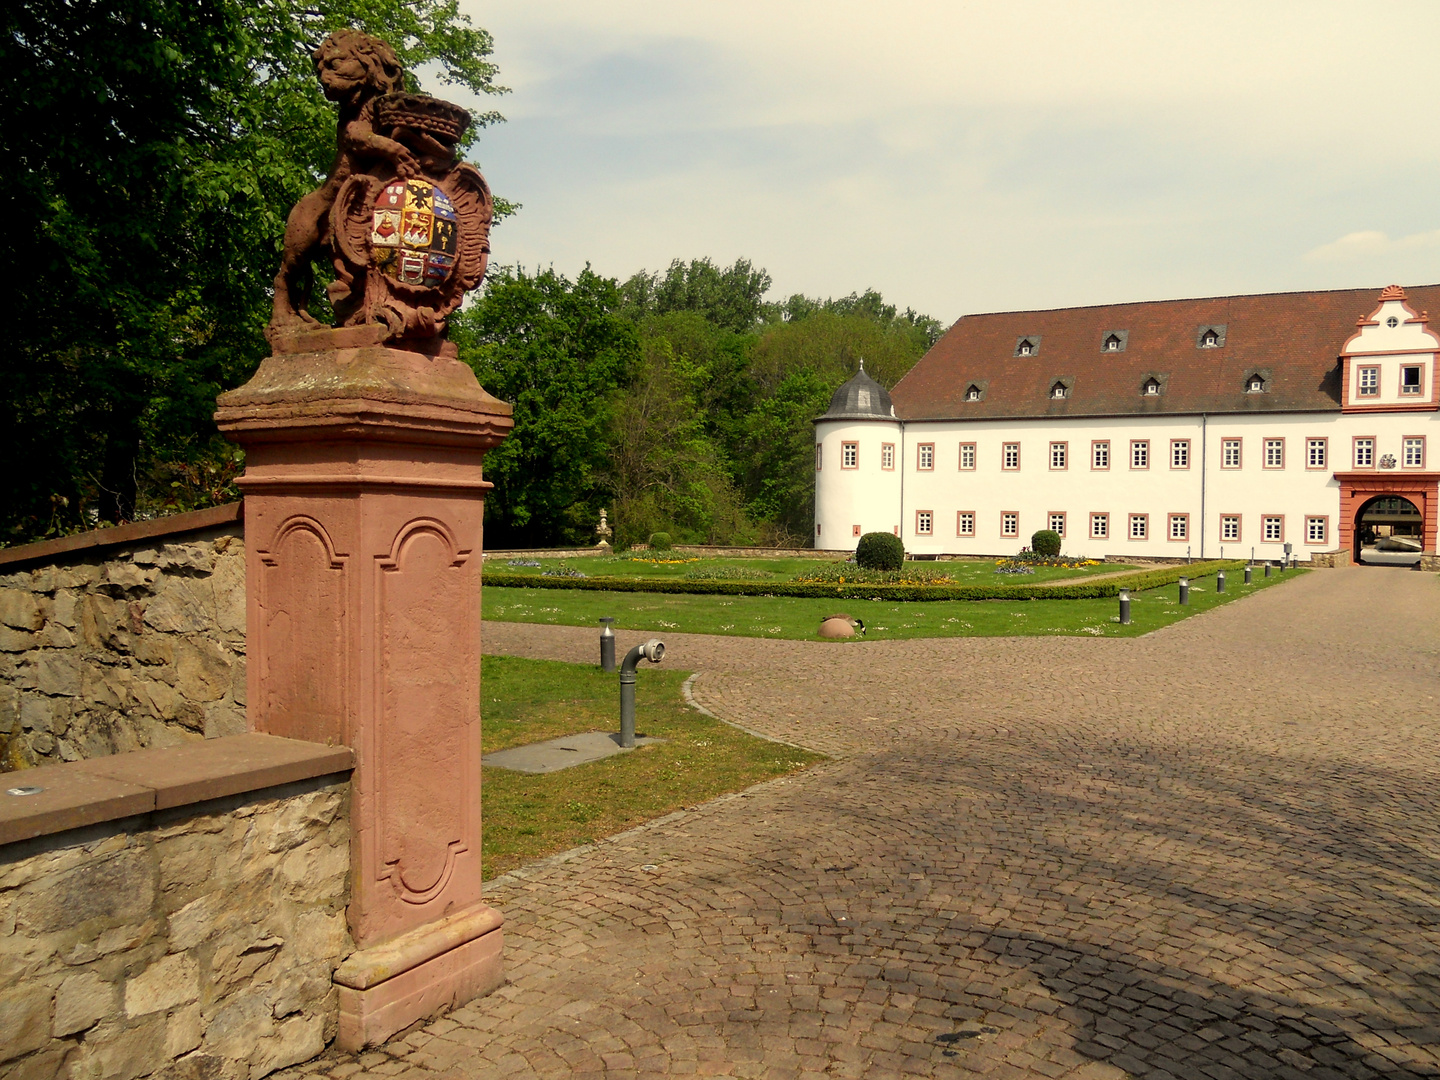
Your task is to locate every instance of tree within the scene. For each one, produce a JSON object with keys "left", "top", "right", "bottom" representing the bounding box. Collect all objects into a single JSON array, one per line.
[
  {"left": 452, "top": 267, "right": 639, "bottom": 548},
  {"left": 0, "top": 0, "right": 506, "bottom": 542},
  {"left": 621, "top": 258, "right": 773, "bottom": 334}
]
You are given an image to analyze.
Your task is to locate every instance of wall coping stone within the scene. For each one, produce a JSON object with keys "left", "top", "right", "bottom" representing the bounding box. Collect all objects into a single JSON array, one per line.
[
  {"left": 0, "top": 502, "right": 243, "bottom": 571},
  {"left": 0, "top": 732, "right": 352, "bottom": 846}
]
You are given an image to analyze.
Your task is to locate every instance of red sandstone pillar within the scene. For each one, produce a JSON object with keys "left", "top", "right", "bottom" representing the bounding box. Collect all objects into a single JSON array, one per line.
[{"left": 216, "top": 324, "right": 513, "bottom": 1049}]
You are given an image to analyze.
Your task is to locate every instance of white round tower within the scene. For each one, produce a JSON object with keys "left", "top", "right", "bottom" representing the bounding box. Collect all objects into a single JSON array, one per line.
[{"left": 813, "top": 365, "right": 903, "bottom": 551}]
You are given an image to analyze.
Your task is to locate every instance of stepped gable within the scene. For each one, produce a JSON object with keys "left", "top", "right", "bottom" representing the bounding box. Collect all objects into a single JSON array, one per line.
[
  {"left": 891, "top": 284, "right": 1440, "bottom": 420},
  {"left": 817, "top": 365, "right": 896, "bottom": 420}
]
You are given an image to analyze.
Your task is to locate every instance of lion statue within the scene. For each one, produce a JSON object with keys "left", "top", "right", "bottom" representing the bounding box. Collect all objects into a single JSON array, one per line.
[{"left": 269, "top": 29, "right": 417, "bottom": 335}]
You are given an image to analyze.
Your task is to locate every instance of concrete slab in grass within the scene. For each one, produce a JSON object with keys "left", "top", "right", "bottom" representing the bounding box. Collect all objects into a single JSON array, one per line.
[{"left": 483, "top": 731, "right": 665, "bottom": 774}]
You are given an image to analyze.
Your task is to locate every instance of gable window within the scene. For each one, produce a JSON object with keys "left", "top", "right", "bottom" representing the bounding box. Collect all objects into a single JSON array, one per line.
[
  {"left": 1092, "top": 440, "right": 1111, "bottom": 469},
  {"left": 1001, "top": 512, "right": 1019, "bottom": 538},
  {"left": 917, "top": 443, "right": 935, "bottom": 470},
  {"left": 965, "top": 384, "right": 982, "bottom": 401},
  {"left": 1143, "top": 378, "right": 1161, "bottom": 396},
  {"left": 957, "top": 511, "right": 975, "bottom": 537},
  {"left": 1353, "top": 437, "right": 1375, "bottom": 468},
  {"left": 1128, "top": 514, "right": 1148, "bottom": 540},
  {"left": 1221, "top": 438, "right": 1242, "bottom": 468},
  {"left": 1387, "top": 315, "right": 1401, "bottom": 328},
  {"left": 1358, "top": 366, "right": 1380, "bottom": 397},
  {"left": 1170, "top": 440, "right": 1190, "bottom": 469},
  {"left": 881, "top": 442, "right": 895, "bottom": 470},
  {"left": 1049, "top": 442, "right": 1068, "bottom": 470},
  {"left": 1401, "top": 365, "right": 1424, "bottom": 396},
  {"left": 1090, "top": 513, "right": 1109, "bottom": 539},
  {"left": 1264, "top": 438, "right": 1285, "bottom": 469},
  {"left": 841, "top": 441, "right": 858, "bottom": 469},
  {"left": 1002, "top": 443, "right": 1020, "bottom": 470},
  {"left": 1306, "top": 516, "right": 1328, "bottom": 545},
  {"left": 1246, "top": 375, "right": 1266, "bottom": 393},
  {"left": 1306, "top": 438, "right": 1327, "bottom": 469},
  {"left": 1262, "top": 515, "right": 1284, "bottom": 543},
  {"left": 1220, "top": 515, "right": 1241, "bottom": 542},
  {"left": 916, "top": 510, "right": 933, "bottom": 536},
  {"left": 1404, "top": 436, "right": 1426, "bottom": 468},
  {"left": 1048, "top": 512, "right": 1066, "bottom": 537},
  {"left": 1130, "top": 440, "right": 1150, "bottom": 469},
  {"left": 959, "top": 442, "right": 976, "bottom": 470},
  {"left": 1168, "top": 514, "right": 1189, "bottom": 541},
  {"left": 1051, "top": 382, "right": 1068, "bottom": 399}
]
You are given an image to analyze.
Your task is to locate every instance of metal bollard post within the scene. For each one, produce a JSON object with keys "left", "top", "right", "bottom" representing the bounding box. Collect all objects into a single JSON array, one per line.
[
  {"left": 1216, "top": 570, "right": 1226, "bottom": 594},
  {"left": 618, "top": 639, "right": 665, "bottom": 748},
  {"left": 599, "top": 617, "right": 616, "bottom": 672},
  {"left": 1178, "top": 577, "right": 1189, "bottom": 605},
  {"left": 1244, "top": 565, "right": 1253, "bottom": 585},
  {"left": 1118, "top": 588, "right": 1131, "bottom": 625},
  {"left": 1264, "top": 562, "right": 1272, "bottom": 578}
]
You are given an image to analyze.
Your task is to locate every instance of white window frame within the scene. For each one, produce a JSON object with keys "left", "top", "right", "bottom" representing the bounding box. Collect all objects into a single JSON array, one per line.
[
  {"left": 917, "top": 443, "right": 935, "bottom": 471},
  {"left": 1091, "top": 440, "right": 1110, "bottom": 470},
  {"left": 1170, "top": 440, "right": 1191, "bottom": 469},
  {"left": 957, "top": 511, "right": 975, "bottom": 537},
  {"left": 1400, "top": 365, "right": 1424, "bottom": 396},
  {"left": 1305, "top": 516, "right": 1328, "bottom": 545},
  {"left": 1050, "top": 442, "right": 1068, "bottom": 470},
  {"left": 841, "top": 441, "right": 858, "bottom": 469},
  {"left": 881, "top": 442, "right": 895, "bottom": 471},
  {"left": 916, "top": 510, "right": 933, "bottom": 536},
  {"left": 1358, "top": 365, "right": 1380, "bottom": 397},
  {"left": 1264, "top": 438, "right": 1285, "bottom": 469},
  {"left": 1130, "top": 440, "right": 1150, "bottom": 469},
  {"left": 1048, "top": 512, "right": 1066, "bottom": 537},
  {"left": 958, "top": 442, "right": 975, "bottom": 471},
  {"left": 1221, "top": 438, "right": 1242, "bottom": 469},
  {"left": 1353, "top": 437, "right": 1375, "bottom": 468},
  {"left": 1168, "top": 514, "right": 1189, "bottom": 541},
  {"left": 1000, "top": 512, "right": 1019, "bottom": 538},
  {"left": 1306, "top": 438, "right": 1327, "bottom": 469},
  {"left": 1002, "top": 443, "right": 1020, "bottom": 471},
  {"left": 1403, "top": 436, "right": 1426, "bottom": 468},
  {"left": 1220, "top": 515, "right": 1241, "bottom": 542},
  {"left": 1090, "top": 513, "right": 1109, "bottom": 539},
  {"left": 1262, "top": 515, "right": 1284, "bottom": 543},
  {"left": 1128, "top": 514, "right": 1148, "bottom": 540}
]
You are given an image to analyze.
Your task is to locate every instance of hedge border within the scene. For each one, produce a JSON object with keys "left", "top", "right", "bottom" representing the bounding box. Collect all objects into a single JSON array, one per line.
[{"left": 483, "top": 560, "right": 1248, "bottom": 603}]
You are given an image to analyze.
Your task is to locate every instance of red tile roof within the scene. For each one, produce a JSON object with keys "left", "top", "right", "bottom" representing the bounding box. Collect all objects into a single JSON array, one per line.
[{"left": 890, "top": 284, "right": 1440, "bottom": 421}]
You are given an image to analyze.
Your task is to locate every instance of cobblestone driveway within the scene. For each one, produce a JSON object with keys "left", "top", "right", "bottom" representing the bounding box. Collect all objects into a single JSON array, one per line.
[{"left": 295, "top": 568, "right": 1440, "bottom": 1079}]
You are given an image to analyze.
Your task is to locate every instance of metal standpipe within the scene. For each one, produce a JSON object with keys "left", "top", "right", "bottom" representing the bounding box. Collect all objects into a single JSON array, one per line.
[
  {"left": 599, "top": 617, "right": 616, "bottom": 673},
  {"left": 619, "top": 639, "right": 665, "bottom": 748},
  {"left": 1216, "top": 569, "right": 1226, "bottom": 594},
  {"left": 1118, "top": 588, "right": 1131, "bottom": 625},
  {"left": 1178, "top": 577, "right": 1189, "bottom": 606}
]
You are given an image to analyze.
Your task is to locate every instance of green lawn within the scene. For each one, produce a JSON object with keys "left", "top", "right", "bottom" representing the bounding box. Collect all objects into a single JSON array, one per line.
[
  {"left": 481, "top": 655, "right": 825, "bottom": 879},
  {"left": 483, "top": 567, "right": 1303, "bottom": 642},
  {"left": 486, "top": 553, "right": 1131, "bottom": 586}
]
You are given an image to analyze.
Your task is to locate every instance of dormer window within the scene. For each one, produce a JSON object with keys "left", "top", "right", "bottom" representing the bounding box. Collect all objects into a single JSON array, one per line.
[
  {"left": 1050, "top": 382, "right": 1068, "bottom": 399},
  {"left": 1104, "top": 334, "right": 1122, "bottom": 351},
  {"left": 1017, "top": 338, "right": 1035, "bottom": 356},
  {"left": 965, "top": 384, "right": 981, "bottom": 401},
  {"left": 1143, "top": 378, "right": 1161, "bottom": 396},
  {"left": 1201, "top": 330, "right": 1219, "bottom": 348},
  {"left": 1246, "top": 375, "right": 1266, "bottom": 393},
  {"left": 1196, "top": 324, "right": 1226, "bottom": 349}
]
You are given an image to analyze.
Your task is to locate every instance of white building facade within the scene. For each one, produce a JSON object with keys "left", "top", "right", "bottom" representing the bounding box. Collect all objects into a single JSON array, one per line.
[{"left": 815, "top": 285, "right": 1440, "bottom": 563}]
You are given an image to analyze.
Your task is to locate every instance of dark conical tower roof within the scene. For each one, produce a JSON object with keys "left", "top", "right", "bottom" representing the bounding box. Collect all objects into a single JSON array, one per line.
[{"left": 816, "top": 364, "right": 895, "bottom": 421}]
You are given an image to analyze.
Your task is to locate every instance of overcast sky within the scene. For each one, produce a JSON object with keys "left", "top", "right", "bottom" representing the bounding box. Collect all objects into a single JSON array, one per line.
[{"left": 450, "top": 1, "right": 1440, "bottom": 324}]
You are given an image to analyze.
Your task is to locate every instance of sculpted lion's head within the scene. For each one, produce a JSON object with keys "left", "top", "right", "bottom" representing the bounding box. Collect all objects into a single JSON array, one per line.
[{"left": 313, "top": 29, "right": 406, "bottom": 103}]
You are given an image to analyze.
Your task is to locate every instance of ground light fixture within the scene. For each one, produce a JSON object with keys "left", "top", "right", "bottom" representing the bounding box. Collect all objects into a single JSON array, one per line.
[
  {"left": 1118, "top": 589, "right": 1131, "bottom": 625},
  {"left": 599, "top": 617, "right": 616, "bottom": 672},
  {"left": 1217, "top": 569, "right": 1226, "bottom": 594},
  {"left": 1179, "top": 577, "right": 1190, "bottom": 605}
]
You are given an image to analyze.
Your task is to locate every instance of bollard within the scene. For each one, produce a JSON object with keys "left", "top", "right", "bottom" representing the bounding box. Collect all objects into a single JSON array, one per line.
[
  {"left": 619, "top": 639, "right": 665, "bottom": 748},
  {"left": 1264, "top": 562, "right": 1272, "bottom": 578},
  {"left": 1216, "top": 570, "right": 1226, "bottom": 594},
  {"left": 1118, "top": 588, "right": 1131, "bottom": 625},
  {"left": 599, "top": 617, "right": 616, "bottom": 672},
  {"left": 1178, "top": 577, "right": 1189, "bottom": 605},
  {"left": 1244, "top": 565, "right": 1252, "bottom": 585},
  {"left": 1278, "top": 558, "right": 1286, "bottom": 573}
]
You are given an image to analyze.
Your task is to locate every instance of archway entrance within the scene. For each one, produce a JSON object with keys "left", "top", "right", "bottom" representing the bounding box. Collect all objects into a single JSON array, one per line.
[{"left": 1356, "top": 495, "right": 1423, "bottom": 565}]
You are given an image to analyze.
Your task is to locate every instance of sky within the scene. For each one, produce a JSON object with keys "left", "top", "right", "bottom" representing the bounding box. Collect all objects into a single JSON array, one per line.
[{"left": 447, "top": 1, "right": 1440, "bottom": 325}]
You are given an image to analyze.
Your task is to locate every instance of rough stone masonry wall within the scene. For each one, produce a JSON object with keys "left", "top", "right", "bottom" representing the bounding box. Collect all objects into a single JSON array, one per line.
[
  {"left": 0, "top": 529, "right": 246, "bottom": 771},
  {"left": 0, "top": 776, "right": 350, "bottom": 1080}
]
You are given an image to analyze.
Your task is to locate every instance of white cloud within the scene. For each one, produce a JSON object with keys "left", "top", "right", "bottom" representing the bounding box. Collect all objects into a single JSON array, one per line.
[
  {"left": 1306, "top": 229, "right": 1440, "bottom": 262},
  {"left": 454, "top": 1, "right": 1440, "bottom": 316}
]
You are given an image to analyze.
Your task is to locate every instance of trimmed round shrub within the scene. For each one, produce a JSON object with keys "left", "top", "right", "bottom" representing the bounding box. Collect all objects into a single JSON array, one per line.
[
  {"left": 1031, "top": 529, "right": 1062, "bottom": 557},
  {"left": 648, "top": 532, "right": 673, "bottom": 551},
  {"left": 855, "top": 531, "right": 905, "bottom": 571}
]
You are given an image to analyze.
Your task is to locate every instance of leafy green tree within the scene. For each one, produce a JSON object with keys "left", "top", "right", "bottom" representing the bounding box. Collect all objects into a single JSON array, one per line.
[
  {"left": 0, "top": 0, "right": 506, "bottom": 541},
  {"left": 452, "top": 267, "right": 639, "bottom": 548},
  {"left": 621, "top": 258, "right": 773, "bottom": 334}
]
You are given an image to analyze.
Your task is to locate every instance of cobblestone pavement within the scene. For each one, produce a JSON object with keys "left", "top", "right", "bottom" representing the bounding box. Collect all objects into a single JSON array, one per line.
[{"left": 286, "top": 568, "right": 1440, "bottom": 1079}]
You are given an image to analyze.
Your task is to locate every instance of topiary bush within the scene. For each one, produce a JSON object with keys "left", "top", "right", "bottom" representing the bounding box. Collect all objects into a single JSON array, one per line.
[
  {"left": 855, "top": 531, "right": 905, "bottom": 571},
  {"left": 648, "top": 531, "right": 673, "bottom": 551},
  {"left": 1030, "top": 529, "right": 1062, "bottom": 557}
]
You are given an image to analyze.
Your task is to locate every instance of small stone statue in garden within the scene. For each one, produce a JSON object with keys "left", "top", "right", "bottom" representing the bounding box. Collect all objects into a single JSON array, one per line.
[
  {"left": 268, "top": 28, "right": 493, "bottom": 344},
  {"left": 595, "top": 508, "right": 613, "bottom": 547}
]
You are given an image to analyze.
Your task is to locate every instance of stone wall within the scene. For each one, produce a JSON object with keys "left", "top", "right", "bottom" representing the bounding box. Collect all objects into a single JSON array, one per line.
[
  {"left": 0, "top": 526, "right": 245, "bottom": 772},
  {"left": 0, "top": 775, "right": 350, "bottom": 1080}
]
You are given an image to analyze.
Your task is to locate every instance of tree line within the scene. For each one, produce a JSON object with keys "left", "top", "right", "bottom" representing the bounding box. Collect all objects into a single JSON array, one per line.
[{"left": 0, "top": 1, "right": 944, "bottom": 549}]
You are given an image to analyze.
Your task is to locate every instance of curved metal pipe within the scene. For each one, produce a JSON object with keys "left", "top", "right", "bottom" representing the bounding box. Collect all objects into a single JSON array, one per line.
[{"left": 619, "top": 639, "right": 665, "bottom": 747}]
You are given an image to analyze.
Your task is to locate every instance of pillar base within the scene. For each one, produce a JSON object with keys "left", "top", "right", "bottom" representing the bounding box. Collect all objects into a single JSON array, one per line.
[{"left": 335, "top": 904, "right": 505, "bottom": 1050}]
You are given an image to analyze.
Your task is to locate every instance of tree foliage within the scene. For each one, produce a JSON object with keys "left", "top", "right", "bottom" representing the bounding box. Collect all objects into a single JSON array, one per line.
[{"left": 0, "top": 0, "right": 505, "bottom": 541}]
